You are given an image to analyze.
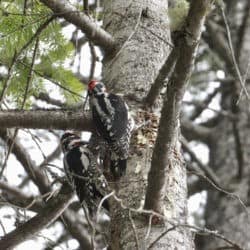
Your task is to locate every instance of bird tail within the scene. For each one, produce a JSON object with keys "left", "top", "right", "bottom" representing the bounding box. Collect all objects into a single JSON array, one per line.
[{"left": 110, "top": 159, "right": 127, "bottom": 178}]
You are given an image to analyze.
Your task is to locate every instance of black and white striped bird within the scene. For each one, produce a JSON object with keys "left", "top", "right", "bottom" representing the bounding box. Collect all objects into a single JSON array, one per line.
[
  {"left": 88, "top": 80, "right": 134, "bottom": 178},
  {"left": 61, "top": 131, "right": 109, "bottom": 217}
]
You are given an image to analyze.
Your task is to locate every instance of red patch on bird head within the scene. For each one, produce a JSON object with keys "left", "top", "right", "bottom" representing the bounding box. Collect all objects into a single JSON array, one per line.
[{"left": 88, "top": 80, "right": 97, "bottom": 91}]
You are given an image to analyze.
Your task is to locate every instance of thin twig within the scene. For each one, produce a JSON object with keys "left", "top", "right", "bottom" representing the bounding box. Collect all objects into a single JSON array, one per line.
[
  {"left": 220, "top": 6, "right": 250, "bottom": 101},
  {"left": 81, "top": 204, "right": 96, "bottom": 250},
  {"left": 99, "top": 192, "right": 243, "bottom": 250},
  {"left": 183, "top": 100, "right": 237, "bottom": 120},
  {"left": 0, "top": 52, "right": 17, "bottom": 107},
  {"left": 88, "top": 42, "right": 97, "bottom": 81},
  {"left": 18, "top": 61, "right": 84, "bottom": 99},
  {"left": 0, "top": 39, "right": 39, "bottom": 178},
  {"left": 96, "top": 190, "right": 115, "bottom": 222},
  {"left": 0, "top": 14, "right": 53, "bottom": 39},
  {"left": 36, "top": 233, "right": 64, "bottom": 250},
  {"left": 0, "top": 220, "right": 7, "bottom": 235},
  {"left": 148, "top": 223, "right": 243, "bottom": 250},
  {"left": 145, "top": 214, "right": 153, "bottom": 243},
  {"left": 181, "top": 137, "right": 221, "bottom": 187},
  {"left": 147, "top": 226, "right": 177, "bottom": 249},
  {"left": 188, "top": 170, "right": 248, "bottom": 215},
  {"left": 144, "top": 48, "right": 178, "bottom": 107},
  {"left": 128, "top": 210, "right": 140, "bottom": 250},
  {"left": 26, "top": 130, "right": 47, "bottom": 160},
  {"left": 237, "top": 54, "right": 250, "bottom": 104},
  {"left": 83, "top": 0, "right": 89, "bottom": 14}
]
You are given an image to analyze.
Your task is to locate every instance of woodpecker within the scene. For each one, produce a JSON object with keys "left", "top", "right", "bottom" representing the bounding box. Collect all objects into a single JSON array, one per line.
[
  {"left": 61, "top": 131, "right": 109, "bottom": 217},
  {"left": 88, "top": 80, "right": 134, "bottom": 178}
]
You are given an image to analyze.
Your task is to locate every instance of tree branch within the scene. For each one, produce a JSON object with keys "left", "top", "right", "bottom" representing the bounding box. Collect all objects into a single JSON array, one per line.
[
  {"left": 39, "top": 0, "right": 116, "bottom": 51},
  {"left": 0, "top": 129, "right": 50, "bottom": 194},
  {"left": 144, "top": 0, "right": 213, "bottom": 212},
  {"left": 19, "top": 143, "right": 61, "bottom": 189},
  {"left": 0, "top": 183, "right": 74, "bottom": 250},
  {"left": 61, "top": 209, "right": 92, "bottom": 250},
  {"left": 181, "top": 119, "right": 212, "bottom": 143},
  {"left": 144, "top": 48, "right": 178, "bottom": 107},
  {"left": 34, "top": 92, "right": 65, "bottom": 107},
  {"left": 181, "top": 137, "right": 221, "bottom": 188},
  {"left": 189, "top": 86, "right": 220, "bottom": 120},
  {"left": 187, "top": 176, "right": 208, "bottom": 196},
  {"left": 0, "top": 181, "right": 44, "bottom": 213},
  {"left": 0, "top": 128, "right": 92, "bottom": 249},
  {"left": 0, "top": 110, "right": 93, "bottom": 131}
]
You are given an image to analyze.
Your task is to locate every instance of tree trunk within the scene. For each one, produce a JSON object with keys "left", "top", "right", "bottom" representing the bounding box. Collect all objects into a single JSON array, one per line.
[{"left": 102, "top": 0, "right": 193, "bottom": 249}]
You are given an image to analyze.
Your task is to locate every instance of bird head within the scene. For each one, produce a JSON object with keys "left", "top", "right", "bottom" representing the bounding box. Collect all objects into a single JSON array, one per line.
[
  {"left": 61, "top": 131, "right": 81, "bottom": 152},
  {"left": 88, "top": 80, "right": 106, "bottom": 96}
]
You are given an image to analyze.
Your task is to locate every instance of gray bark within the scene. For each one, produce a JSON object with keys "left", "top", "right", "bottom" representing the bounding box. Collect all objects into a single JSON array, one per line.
[
  {"left": 102, "top": 0, "right": 193, "bottom": 249},
  {"left": 0, "top": 0, "right": 213, "bottom": 248}
]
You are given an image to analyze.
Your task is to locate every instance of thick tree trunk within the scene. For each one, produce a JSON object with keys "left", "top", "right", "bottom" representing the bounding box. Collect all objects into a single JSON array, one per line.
[
  {"left": 102, "top": 0, "right": 193, "bottom": 249},
  {"left": 200, "top": 6, "right": 250, "bottom": 250}
]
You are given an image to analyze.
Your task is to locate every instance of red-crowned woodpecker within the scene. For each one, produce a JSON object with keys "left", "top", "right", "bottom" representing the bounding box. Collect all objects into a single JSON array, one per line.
[{"left": 88, "top": 80, "right": 134, "bottom": 178}]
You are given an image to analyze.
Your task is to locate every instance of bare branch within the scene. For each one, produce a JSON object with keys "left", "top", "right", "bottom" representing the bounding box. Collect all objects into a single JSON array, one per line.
[
  {"left": 144, "top": 48, "right": 178, "bottom": 107},
  {"left": 181, "top": 137, "right": 221, "bottom": 188},
  {"left": 19, "top": 141, "right": 61, "bottom": 189},
  {"left": 0, "top": 183, "right": 74, "bottom": 250},
  {"left": 181, "top": 119, "right": 212, "bottom": 143},
  {"left": 0, "top": 129, "right": 92, "bottom": 249},
  {"left": 189, "top": 86, "right": 220, "bottom": 120},
  {"left": 0, "top": 110, "right": 93, "bottom": 131},
  {"left": 0, "top": 181, "right": 36, "bottom": 205},
  {"left": 61, "top": 209, "right": 92, "bottom": 250},
  {"left": 205, "top": 20, "right": 232, "bottom": 67},
  {"left": 19, "top": 61, "right": 85, "bottom": 99},
  {"left": 0, "top": 129, "right": 50, "bottom": 194},
  {"left": 128, "top": 210, "right": 140, "bottom": 250},
  {"left": 88, "top": 42, "right": 97, "bottom": 81},
  {"left": 0, "top": 181, "right": 44, "bottom": 212},
  {"left": 232, "top": 119, "right": 244, "bottom": 179},
  {"left": 144, "top": 0, "right": 214, "bottom": 212},
  {"left": 34, "top": 92, "right": 65, "bottom": 107},
  {"left": 0, "top": 38, "right": 40, "bottom": 178},
  {"left": 187, "top": 175, "right": 207, "bottom": 196},
  {"left": 236, "top": 1, "right": 250, "bottom": 56},
  {"left": 43, "top": 232, "right": 69, "bottom": 250},
  {"left": 39, "top": 0, "right": 116, "bottom": 51},
  {"left": 97, "top": 191, "right": 243, "bottom": 250},
  {"left": 148, "top": 223, "right": 243, "bottom": 250},
  {"left": 188, "top": 170, "right": 248, "bottom": 214},
  {"left": 220, "top": 6, "right": 249, "bottom": 100},
  {"left": 184, "top": 100, "right": 237, "bottom": 121}
]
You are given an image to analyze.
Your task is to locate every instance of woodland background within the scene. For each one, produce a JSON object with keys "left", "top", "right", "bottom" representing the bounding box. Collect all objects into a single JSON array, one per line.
[{"left": 0, "top": 0, "right": 249, "bottom": 249}]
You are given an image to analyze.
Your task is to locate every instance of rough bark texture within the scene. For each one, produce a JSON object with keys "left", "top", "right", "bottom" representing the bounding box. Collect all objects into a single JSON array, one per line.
[
  {"left": 200, "top": 5, "right": 250, "bottom": 250},
  {"left": 102, "top": 0, "right": 193, "bottom": 249},
  {"left": 0, "top": 110, "right": 93, "bottom": 131}
]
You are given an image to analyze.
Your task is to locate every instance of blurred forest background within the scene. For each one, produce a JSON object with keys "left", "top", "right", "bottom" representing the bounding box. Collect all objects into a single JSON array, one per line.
[{"left": 0, "top": 0, "right": 249, "bottom": 249}]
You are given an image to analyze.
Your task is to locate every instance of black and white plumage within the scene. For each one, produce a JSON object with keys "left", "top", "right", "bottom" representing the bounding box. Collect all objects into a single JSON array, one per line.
[
  {"left": 88, "top": 80, "right": 134, "bottom": 178},
  {"left": 61, "top": 131, "right": 109, "bottom": 216}
]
